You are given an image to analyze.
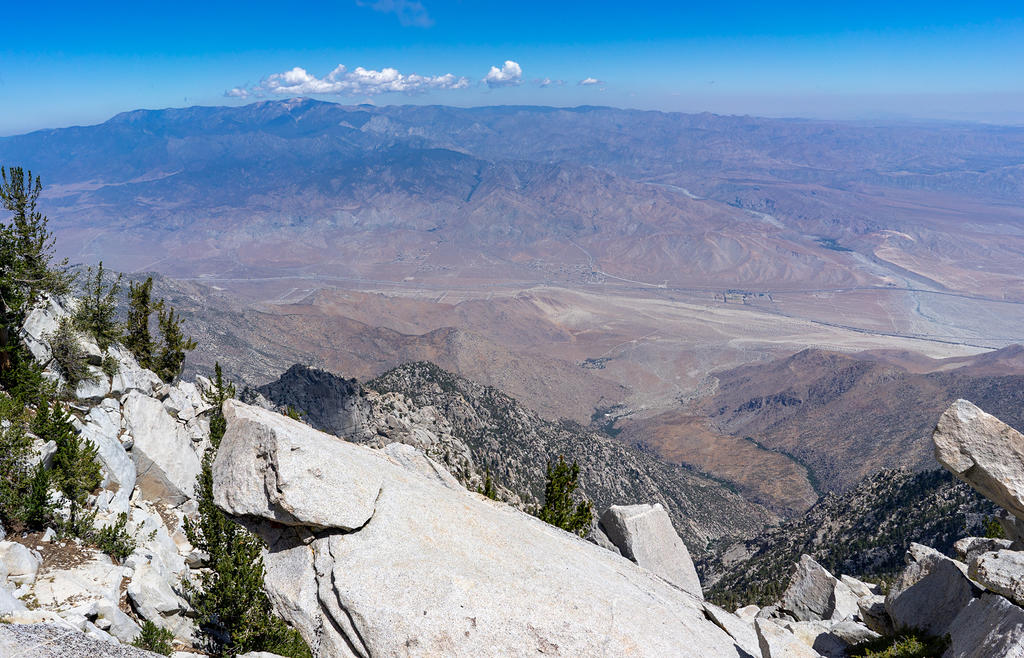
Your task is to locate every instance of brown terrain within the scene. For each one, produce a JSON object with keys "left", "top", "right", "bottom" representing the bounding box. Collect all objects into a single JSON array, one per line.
[{"left": 5, "top": 100, "right": 1024, "bottom": 516}]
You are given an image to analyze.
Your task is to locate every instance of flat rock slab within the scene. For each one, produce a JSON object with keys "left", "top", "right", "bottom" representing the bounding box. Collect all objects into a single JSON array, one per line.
[
  {"left": 221, "top": 401, "right": 750, "bottom": 657},
  {"left": 968, "top": 549, "right": 1024, "bottom": 607}
]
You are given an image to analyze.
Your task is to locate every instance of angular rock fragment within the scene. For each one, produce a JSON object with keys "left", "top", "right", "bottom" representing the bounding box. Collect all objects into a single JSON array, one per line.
[
  {"left": 934, "top": 399, "right": 1024, "bottom": 520},
  {"left": 599, "top": 502, "right": 703, "bottom": 597}
]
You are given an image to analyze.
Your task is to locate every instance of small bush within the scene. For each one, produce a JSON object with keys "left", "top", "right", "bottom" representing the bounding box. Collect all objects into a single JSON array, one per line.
[
  {"left": 46, "top": 317, "right": 93, "bottom": 391},
  {"left": 101, "top": 354, "right": 119, "bottom": 379},
  {"left": 983, "top": 515, "right": 1006, "bottom": 539},
  {"left": 849, "top": 631, "right": 950, "bottom": 658},
  {"left": 133, "top": 619, "right": 174, "bottom": 655},
  {"left": 92, "top": 512, "right": 136, "bottom": 563}
]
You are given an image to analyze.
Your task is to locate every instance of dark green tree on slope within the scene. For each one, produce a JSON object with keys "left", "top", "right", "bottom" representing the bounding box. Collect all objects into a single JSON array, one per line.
[{"left": 535, "top": 456, "right": 593, "bottom": 537}]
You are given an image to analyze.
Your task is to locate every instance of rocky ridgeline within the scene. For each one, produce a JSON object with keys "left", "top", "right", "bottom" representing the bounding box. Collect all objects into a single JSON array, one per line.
[
  {"left": 703, "top": 468, "right": 996, "bottom": 607},
  {"left": 256, "top": 362, "right": 775, "bottom": 553}
]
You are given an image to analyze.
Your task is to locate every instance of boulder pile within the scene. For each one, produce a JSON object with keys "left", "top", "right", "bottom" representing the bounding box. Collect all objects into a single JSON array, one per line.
[{"left": 746, "top": 398, "right": 1024, "bottom": 656}]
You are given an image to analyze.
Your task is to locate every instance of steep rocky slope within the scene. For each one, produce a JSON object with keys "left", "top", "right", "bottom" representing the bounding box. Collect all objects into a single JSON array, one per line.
[
  {"left": 702, "top": 468, "right": 997, "bottom": 608},
  {"left": 255, "top": 362, "right": 774, "bottom": 553}
]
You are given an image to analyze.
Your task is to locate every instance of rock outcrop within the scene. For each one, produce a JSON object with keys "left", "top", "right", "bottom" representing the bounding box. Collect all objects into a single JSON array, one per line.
[
  {"left": 598, "top": 503, "right": 703, "bottom": 597},
  {"left": 934, "top": 399, "right": 1024, "bottom": 523},
  {"left": 214, "top": 399, "right": 753, "bottom": 657}
]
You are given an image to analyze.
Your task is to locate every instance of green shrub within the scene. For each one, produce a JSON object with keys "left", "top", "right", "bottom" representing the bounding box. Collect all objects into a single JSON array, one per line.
[
  {"left": 983, "top": 515, "right": 1006, "bottom": 539},
  {"left": 133, "top": 619, "right": 174, "bottom": 655},
  {"left": 124, "top": 276, "right": 157, "bottom": 368},
  {"left": 534, "top": 456, "right": 593, "bottom": 537},
  {"left": 849, "top": 631, "right": 949, "bottom": 657},
  {"left": 0, "top": 401, "right": 34, "bottom": 528},
  {"left": 23, "top": 464, "right": 54, "bottom": 530},
  {"left": 92, "top": 512, "right": 136, "bottom": 563},
  {"left": 153, "top": 306, "right": 195, "bottom": 383},
  {"left": 46, "top": 317, "right": 93, "bottom": 391}
]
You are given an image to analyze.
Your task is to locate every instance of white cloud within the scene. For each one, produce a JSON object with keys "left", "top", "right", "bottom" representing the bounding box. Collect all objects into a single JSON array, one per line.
[
  {"left": 357, "top": 0, "right": 433, "bottom": 27},
  {"left": 578, "top": 77, "right": 603, "bottom": 86},
  {"left": 484, "top": 60, "right": 523, "bottom": 87},
  {"left": 235, "top": 65, "right": 470, "bottom": 98},
  {"left": 534, "top": 78, "right": 565, "bottom": 88}
]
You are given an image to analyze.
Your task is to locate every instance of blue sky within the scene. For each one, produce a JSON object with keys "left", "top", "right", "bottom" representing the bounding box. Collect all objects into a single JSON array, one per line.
[{"left": 1, "top": 1, "right": 1022, "bottom": 134}]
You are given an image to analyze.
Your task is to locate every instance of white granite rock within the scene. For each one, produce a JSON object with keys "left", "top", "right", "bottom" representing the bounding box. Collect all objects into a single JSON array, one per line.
[{"left": 599, "top": 502, "right": 703, "bottom": 598}]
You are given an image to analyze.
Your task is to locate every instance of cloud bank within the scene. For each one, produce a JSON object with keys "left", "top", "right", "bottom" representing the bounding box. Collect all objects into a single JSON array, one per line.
[
  {"left": 229, "top": 65, "right": 469, "bottom": 98},
  {"left": 484, "top": 61, "right": 523, "bottom": 87}
]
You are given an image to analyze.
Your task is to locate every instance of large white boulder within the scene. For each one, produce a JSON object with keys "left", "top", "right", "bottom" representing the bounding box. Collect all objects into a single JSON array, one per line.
[
  {"left": 127, "top": 558, "right": 193, "bottom": 642},
  {"left": 933, "top": 399, "right": 1024, "bottom": 521},
  {"left": 80, "top": 405, "right": 135, "bottom": 496},
  {"left": 885, "top": 543, "right": 980, "bottom": 636},
  {"left": 599, "top": 502, "right": 703, "bottom": 598},
  {"left": 19, "top": 296, "right": 66, "bottom": 364},
  {"left": 754, "top": 618, "right": 821, "bottom": 658},
  {"left": 123, "top": 391, "right": 201, "bottom": 504},
  {"left": 0, "top": 542, "right": 41, "bottom": 586},
  {"left": 108, "top": 344, "right": 162, "bottom": 397},
  {"left": 968, "top": 549, "right": 1024, "bottom": 607},
  {"left": 214, "top": 401, "right": 382, "bottom": 530},
  {"left": 217, "top": 400, "right": 751, "bottom": 658},
  {"left": 779, "top": 554, "right": 859, "bottom": 622},
  {"left": 945, "top": 592, "right": 1024, "bottom": 658}
]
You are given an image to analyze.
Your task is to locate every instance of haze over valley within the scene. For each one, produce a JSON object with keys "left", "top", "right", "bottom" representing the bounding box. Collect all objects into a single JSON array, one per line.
[{"left": 3, "top": 100, "right": 1024, "bottom": 520}]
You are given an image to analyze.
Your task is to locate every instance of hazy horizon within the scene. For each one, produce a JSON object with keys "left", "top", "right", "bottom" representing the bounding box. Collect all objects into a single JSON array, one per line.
[{"left": 2, "top": 1, "right": 1022, "bottom": 135}]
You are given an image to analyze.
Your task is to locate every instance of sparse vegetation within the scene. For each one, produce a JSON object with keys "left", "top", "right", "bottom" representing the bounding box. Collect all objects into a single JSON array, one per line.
[
  {"left": 36, "top": 399, "right": 102, "bottom": 535},
  {"left": 535, "top": 456, "right": 594, "bottom": 537},
  {"left": 203, "top": 362, "right": 235, "bottom": 449},
  {"left": 0, "top": 166, "right": 73, "bottom": 377},
  {"left": 133, "top": 619, "right": 175, "bottom": 655},
  {"left": 45, "top": 317, "right": 93, "bottom": 391},
  {"left": 848, "top": 631, "right": 949, "bottom": 657},
  {"left": 93, "top": 512, "right": 137, "bottom": 563},
  {"left": 124, "top": 276, "right": 158, "bottom": 368},
  {"left": 478, "top": 467, "right": 498, "bottom": 500},
  {"left": 704, "top": 469, "right": 997, "bottom": 609}
]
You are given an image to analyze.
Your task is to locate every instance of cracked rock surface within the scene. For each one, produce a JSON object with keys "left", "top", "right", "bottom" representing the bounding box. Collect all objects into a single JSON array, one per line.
[{"left": 215, "top": 399, "right": 753, "bottom": 657}]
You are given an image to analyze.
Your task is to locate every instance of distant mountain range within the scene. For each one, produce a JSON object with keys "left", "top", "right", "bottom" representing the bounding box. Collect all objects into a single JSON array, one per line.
[{"left": 4, "top": 100, "right": 1024, "bottom": 298}]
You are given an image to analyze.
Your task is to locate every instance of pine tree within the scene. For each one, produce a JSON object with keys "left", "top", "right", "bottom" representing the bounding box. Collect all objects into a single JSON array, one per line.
[
  {"left": 0, "top": 166, "right": 73, "bottom": 375},
  {"left": 184, "top": 452, "right": 310, "bottom": 657},
  {"left": 534, "top": 456, "right": 593, "bottom": 537},
  {"left": 74, "top": 261, "right": 121, "bottom": 350},
  {"left": 124, "top": 277, "right": 158, "bottom": 367},
  {"left": 203, "top": 363, "right": 235, "bottom": 449},
  {"left": 38, "top": 400, "right": 101, "bottom": 535},
  {"left": 153, "top": 305, "right": 196, "bottom": 383},
  {"left": 478, "top": 467, "right": 498, "bottom": 500}
]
